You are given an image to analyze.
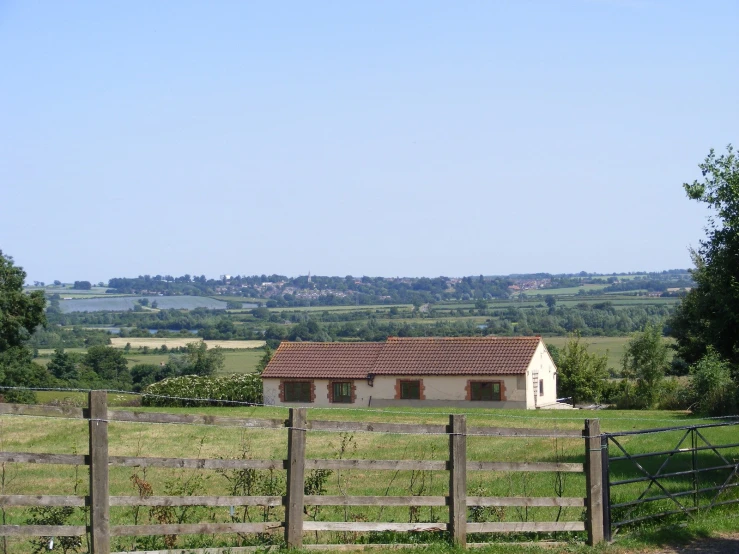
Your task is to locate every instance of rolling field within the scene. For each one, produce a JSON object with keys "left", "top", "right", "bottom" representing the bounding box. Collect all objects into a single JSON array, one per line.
[
  {"left": 35, "top": 348, "right": 264, "bottom": 374},
  {"left": 58, "top": 295, "right": 231, "bottom": 313},
  {"left": 109, "top": 337, "right": 265, "bottom": 349},
  {"left": 519, "top": 284, "right": 607, "bottom": 296}
]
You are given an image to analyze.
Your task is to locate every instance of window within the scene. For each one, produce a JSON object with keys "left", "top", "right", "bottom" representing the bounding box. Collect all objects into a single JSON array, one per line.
[
  {"left": 400, "top": 380, "right": 421, "bottom": 400},
  {"left": 470, "top": 381, "right": 501, "bottom": 401},
  {"left": 284, "top": 381, "right": 312, "bottom": 402},
  {"left": 539, "top": 379, "right": 544, "bottom": 396},
  {"left": 332, "top": 382, "right": 352, "bottom": 403}
]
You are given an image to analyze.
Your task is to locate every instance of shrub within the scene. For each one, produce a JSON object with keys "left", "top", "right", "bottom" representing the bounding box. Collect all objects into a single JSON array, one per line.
[
  {"left": 656, "top": 378, "right": 694, "bottom": 410},
  {"left": 690, "top": 349, "right": 737, "bottom": 416},
  {"left": 142, "top": 373, "right": 263, "bottom": 407}
]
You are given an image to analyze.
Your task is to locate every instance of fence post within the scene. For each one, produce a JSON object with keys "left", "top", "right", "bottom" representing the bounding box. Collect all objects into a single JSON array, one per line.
[
  {"left": 691, "top": 427, "right": 699, "bottom": 509},
  {"left": 600, "top": 434, "right": 611, "bottom": 542},
  {"left": 584, "top": 419, "right": 603, "bottom": 545},
  {"left": 448, "top": 414, "right": 467, "bottom": 547},
  {"left": 88, "top": 390, "right": 110, "bottom": 554},
  {"left": 285, "top": 407, "right": 306, "bottom": 548}
]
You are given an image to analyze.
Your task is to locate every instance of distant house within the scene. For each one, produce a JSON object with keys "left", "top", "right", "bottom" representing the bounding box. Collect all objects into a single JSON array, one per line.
[{"left": 261, "top": 336, "right": 557, "bottom": 409}]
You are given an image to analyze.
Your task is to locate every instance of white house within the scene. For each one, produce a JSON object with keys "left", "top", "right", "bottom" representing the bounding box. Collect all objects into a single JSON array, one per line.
[{"left": 262, "top": 336, "right": 558, "bottom": 409}]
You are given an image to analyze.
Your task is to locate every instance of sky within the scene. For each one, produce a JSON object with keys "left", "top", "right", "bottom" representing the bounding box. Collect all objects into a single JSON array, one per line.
[{"left": 1, "top": 1, "right": 737, "bottom": 284}]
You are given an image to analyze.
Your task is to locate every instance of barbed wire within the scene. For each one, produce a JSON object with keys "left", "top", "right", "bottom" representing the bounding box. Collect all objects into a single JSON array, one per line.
[{"left": 2, "top": 385, "right": 738, "bottom": 426}]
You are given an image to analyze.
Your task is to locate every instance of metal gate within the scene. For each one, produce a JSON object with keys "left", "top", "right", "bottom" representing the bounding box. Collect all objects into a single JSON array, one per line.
[{"left": 601, "top": 421, "right": 739, "bottom": 540}]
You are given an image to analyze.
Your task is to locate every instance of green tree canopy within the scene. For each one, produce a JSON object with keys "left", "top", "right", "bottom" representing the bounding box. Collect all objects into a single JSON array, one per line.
[
  {"left": 669, "top": 145, "right": 739, "bottom": 368},
  {"left": 0, "top": 251, "right": 49, "bottom": 401},
  {"left": 621, "top": 323, "right": 669, "bottom": 407},
  {"left": 82, "top": 345, "right": 131, "bottom": 388},
  {"left": 556, "top": 333, "right": 608, "bottom": 405},
  {"left": 0, "top": 250, "right": 46, "bottom": 351}
]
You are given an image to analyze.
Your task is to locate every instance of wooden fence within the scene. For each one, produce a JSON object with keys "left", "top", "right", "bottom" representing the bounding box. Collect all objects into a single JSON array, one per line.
[{"left": 0, "top": 391, "right": 604, "bottom": 553}]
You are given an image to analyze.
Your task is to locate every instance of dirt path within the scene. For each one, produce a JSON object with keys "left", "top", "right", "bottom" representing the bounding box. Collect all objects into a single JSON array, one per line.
[{"left": 648, "top": 534, "right": 739, "bottom": 553}]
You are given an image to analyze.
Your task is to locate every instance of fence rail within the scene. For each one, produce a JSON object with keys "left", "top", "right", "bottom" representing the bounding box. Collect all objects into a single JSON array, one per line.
[{"left": 0, "top": 391, "right": 600, "bottom": 553}]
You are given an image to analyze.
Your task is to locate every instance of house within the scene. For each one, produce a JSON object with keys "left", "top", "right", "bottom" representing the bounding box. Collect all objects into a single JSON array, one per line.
[{"left": 261, "top": 336, "right": 557, "bottom": 409}]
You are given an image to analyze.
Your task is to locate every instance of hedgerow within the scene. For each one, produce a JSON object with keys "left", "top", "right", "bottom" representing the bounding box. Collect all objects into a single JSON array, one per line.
[{"left": 142, "top": 373, "right": 263, "bottom": 407}]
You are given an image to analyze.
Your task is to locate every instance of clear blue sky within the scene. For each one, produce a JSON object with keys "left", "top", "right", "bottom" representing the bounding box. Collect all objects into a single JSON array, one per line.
[{"left": 2, "top": 1, "right": 737, "bottom": 283}]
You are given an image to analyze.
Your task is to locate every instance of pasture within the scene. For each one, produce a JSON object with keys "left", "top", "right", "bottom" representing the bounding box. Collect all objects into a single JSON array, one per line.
[{"left": 0, "top": 402, "right": 736, "bottom": 553}]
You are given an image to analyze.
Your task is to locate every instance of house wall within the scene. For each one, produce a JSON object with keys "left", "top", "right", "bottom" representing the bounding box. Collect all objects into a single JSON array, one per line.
[
  {"left": 525, "top": 341, "right": 558, "bottom": 408},
  {"left": 263, "top": 374, "right": 528, "bottom": 409}
]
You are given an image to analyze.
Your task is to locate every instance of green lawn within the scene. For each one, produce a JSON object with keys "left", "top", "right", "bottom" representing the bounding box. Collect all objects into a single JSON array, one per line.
[{"left": 1, "top": 403, "right": 735, "bottom": 552}]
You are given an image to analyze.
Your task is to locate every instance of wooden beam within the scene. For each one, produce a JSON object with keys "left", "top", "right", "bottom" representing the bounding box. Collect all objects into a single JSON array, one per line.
[
  {"left": 108, "top": 410, "right": 285, "bottom": 428},
  {"left": 285, "top": 407, "right": 306, "bottom": 549},
  {"left": 109, "top": 495, "right": 283, "bottom": 507},
  {"left": 449, "top": 414, "right": 466, "bottom": 547},
  {"left": 584, "top": 419, "right": 604, "bottom": 545},
  {"left": 466, "top": 461, "right": 583, "bottom": 473},
  {"left": 308, "top": 420, "right": 447, "bottom": 434},
  {"left": 111, "top": 522, "right": 282, "bottom": 536},
  {"left": 304, "top": 495, "right": 446, "bottom": 506},
  {"left": 303, "top": 522, "right": 447, "bottom": 532},
  {"left": 466, "top": 522, "right": 586, "bottom": 532},
  {"left": 467, "top": 496, "right": 585, "bottom": 507},
  {"left": 0, "top": 452, "right": 86, "bottom": 465},
  {"left": 0, "top": 525, "right": 87, "bottom": 536},
  {"left": 304, "top": 459, "right": 446, "bottom": 471},
  {"left": 89, "top": 390, "right": 110, "bottom": 554},
  {"left": 0, "top": 495, "right": 86, "bottom": 507},
  {"left": 108, "top": 456, "right": 284, "bottom": 470}
]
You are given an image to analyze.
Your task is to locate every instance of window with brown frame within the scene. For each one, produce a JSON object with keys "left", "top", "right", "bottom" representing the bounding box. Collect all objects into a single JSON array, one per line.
[
  {"left": 539, "top": 379, "right": 544, "bottom": 396},
  {"left": 284, "top": 381, "right": 312, "bottom": 403},
  {"left": 400, "top": 380, "right": 421, "bottom": 400},
  {"left": 331, "top": 382, "right": 352, "bottom": 403},
  {"left": 470, "top": 381, "right": 501, "bottom": 401}
]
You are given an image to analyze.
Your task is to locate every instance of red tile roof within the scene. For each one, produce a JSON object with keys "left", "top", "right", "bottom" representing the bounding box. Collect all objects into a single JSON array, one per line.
[
  {"left": 262, "top": 336, "right": 542, "bottom": 379},
  {"left": 261, "top": 342, "right": 385, "bottom": 379}
]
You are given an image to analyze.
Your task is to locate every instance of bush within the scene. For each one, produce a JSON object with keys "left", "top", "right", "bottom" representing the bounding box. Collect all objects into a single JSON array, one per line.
[
  {"left": 656, "top": 378, "right": 694, "bottom": 410},
  {"left": 690, "top": 349, "right": 737, "bottom": 416},
  {"left": 142, "top": 373, "right": 263, "bottom": 407},
  {"left": 2, "top": 388, "right": 36, "bottom": 404}
]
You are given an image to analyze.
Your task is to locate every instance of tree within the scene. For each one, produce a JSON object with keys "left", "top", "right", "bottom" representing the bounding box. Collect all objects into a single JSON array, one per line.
[
  {"left": 556, "top": 333, "right": 608, "bottom": 405},
  {"left": 0, "top": 251, "right": 49, "bottom": 401},
  {"left": 72, "top": 281, "right": 92, "bottom": 290},
  {"left": 621, "top": 323, "right": 669, "bottom": 407},
  {"left": 0, "top": 250, "right": 46, "bottom": 351},
  {"left": 669, "top": 145, "right": 739, "bottom": 368},
  {"left": 690, "top": 348, "right": 737, "bottom": 416},
  {"left": 166, "top": 342, "right": 224, "bottom": 377},
  {"left": 545, "top": 295, "right": 557, "bottom": 313},
  {"left": 255, "top": 346, "right": 273, "bottom": 374},
  {"left": 82, "top": 345, "right": 131, "bottom": 388},
  {"left": 47, "top": 348, "right": 79, "bottom": 382}
]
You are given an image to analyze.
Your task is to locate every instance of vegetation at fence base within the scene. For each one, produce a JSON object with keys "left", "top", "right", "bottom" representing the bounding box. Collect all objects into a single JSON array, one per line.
[{"left": 142, "top": 373, "right": 263, "bottom": 406}]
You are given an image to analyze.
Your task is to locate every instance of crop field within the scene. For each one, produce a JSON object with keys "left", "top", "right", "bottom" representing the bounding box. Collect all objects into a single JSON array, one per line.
[
  {"left": 109, "top": 338, "right": 265, "bottom": 350},
  {"left": 519, "top": 284, "right": 607, "bottom": 296},
  {"left": 0, "top": 404, "right": 736, "bottom": 553},
  {"left": 59, "top": 295, "right": 230, "bottom": 313}
]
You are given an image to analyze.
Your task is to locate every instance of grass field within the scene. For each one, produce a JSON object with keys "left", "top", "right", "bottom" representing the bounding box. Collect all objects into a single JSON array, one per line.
[
  {"left": 542, "top": 336, "right": 630, "bottom": 371},
  {"left": 541, "top": 336, "right": 675, "bottom": 373},
  {"left": 123, "top": 349, "right": 263, "bottom": 373},
  {"left": 0, "top": 403, "right": 736, "bottom": 552},
  {"left": 35, "top": 348, "right": 264, "bottom": 374},
  {"left": 109, "top": 337, "right": 265, "bottom": 349},
  {"left": 520, "top": 284, "right": 607, "bottom": 296}
]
